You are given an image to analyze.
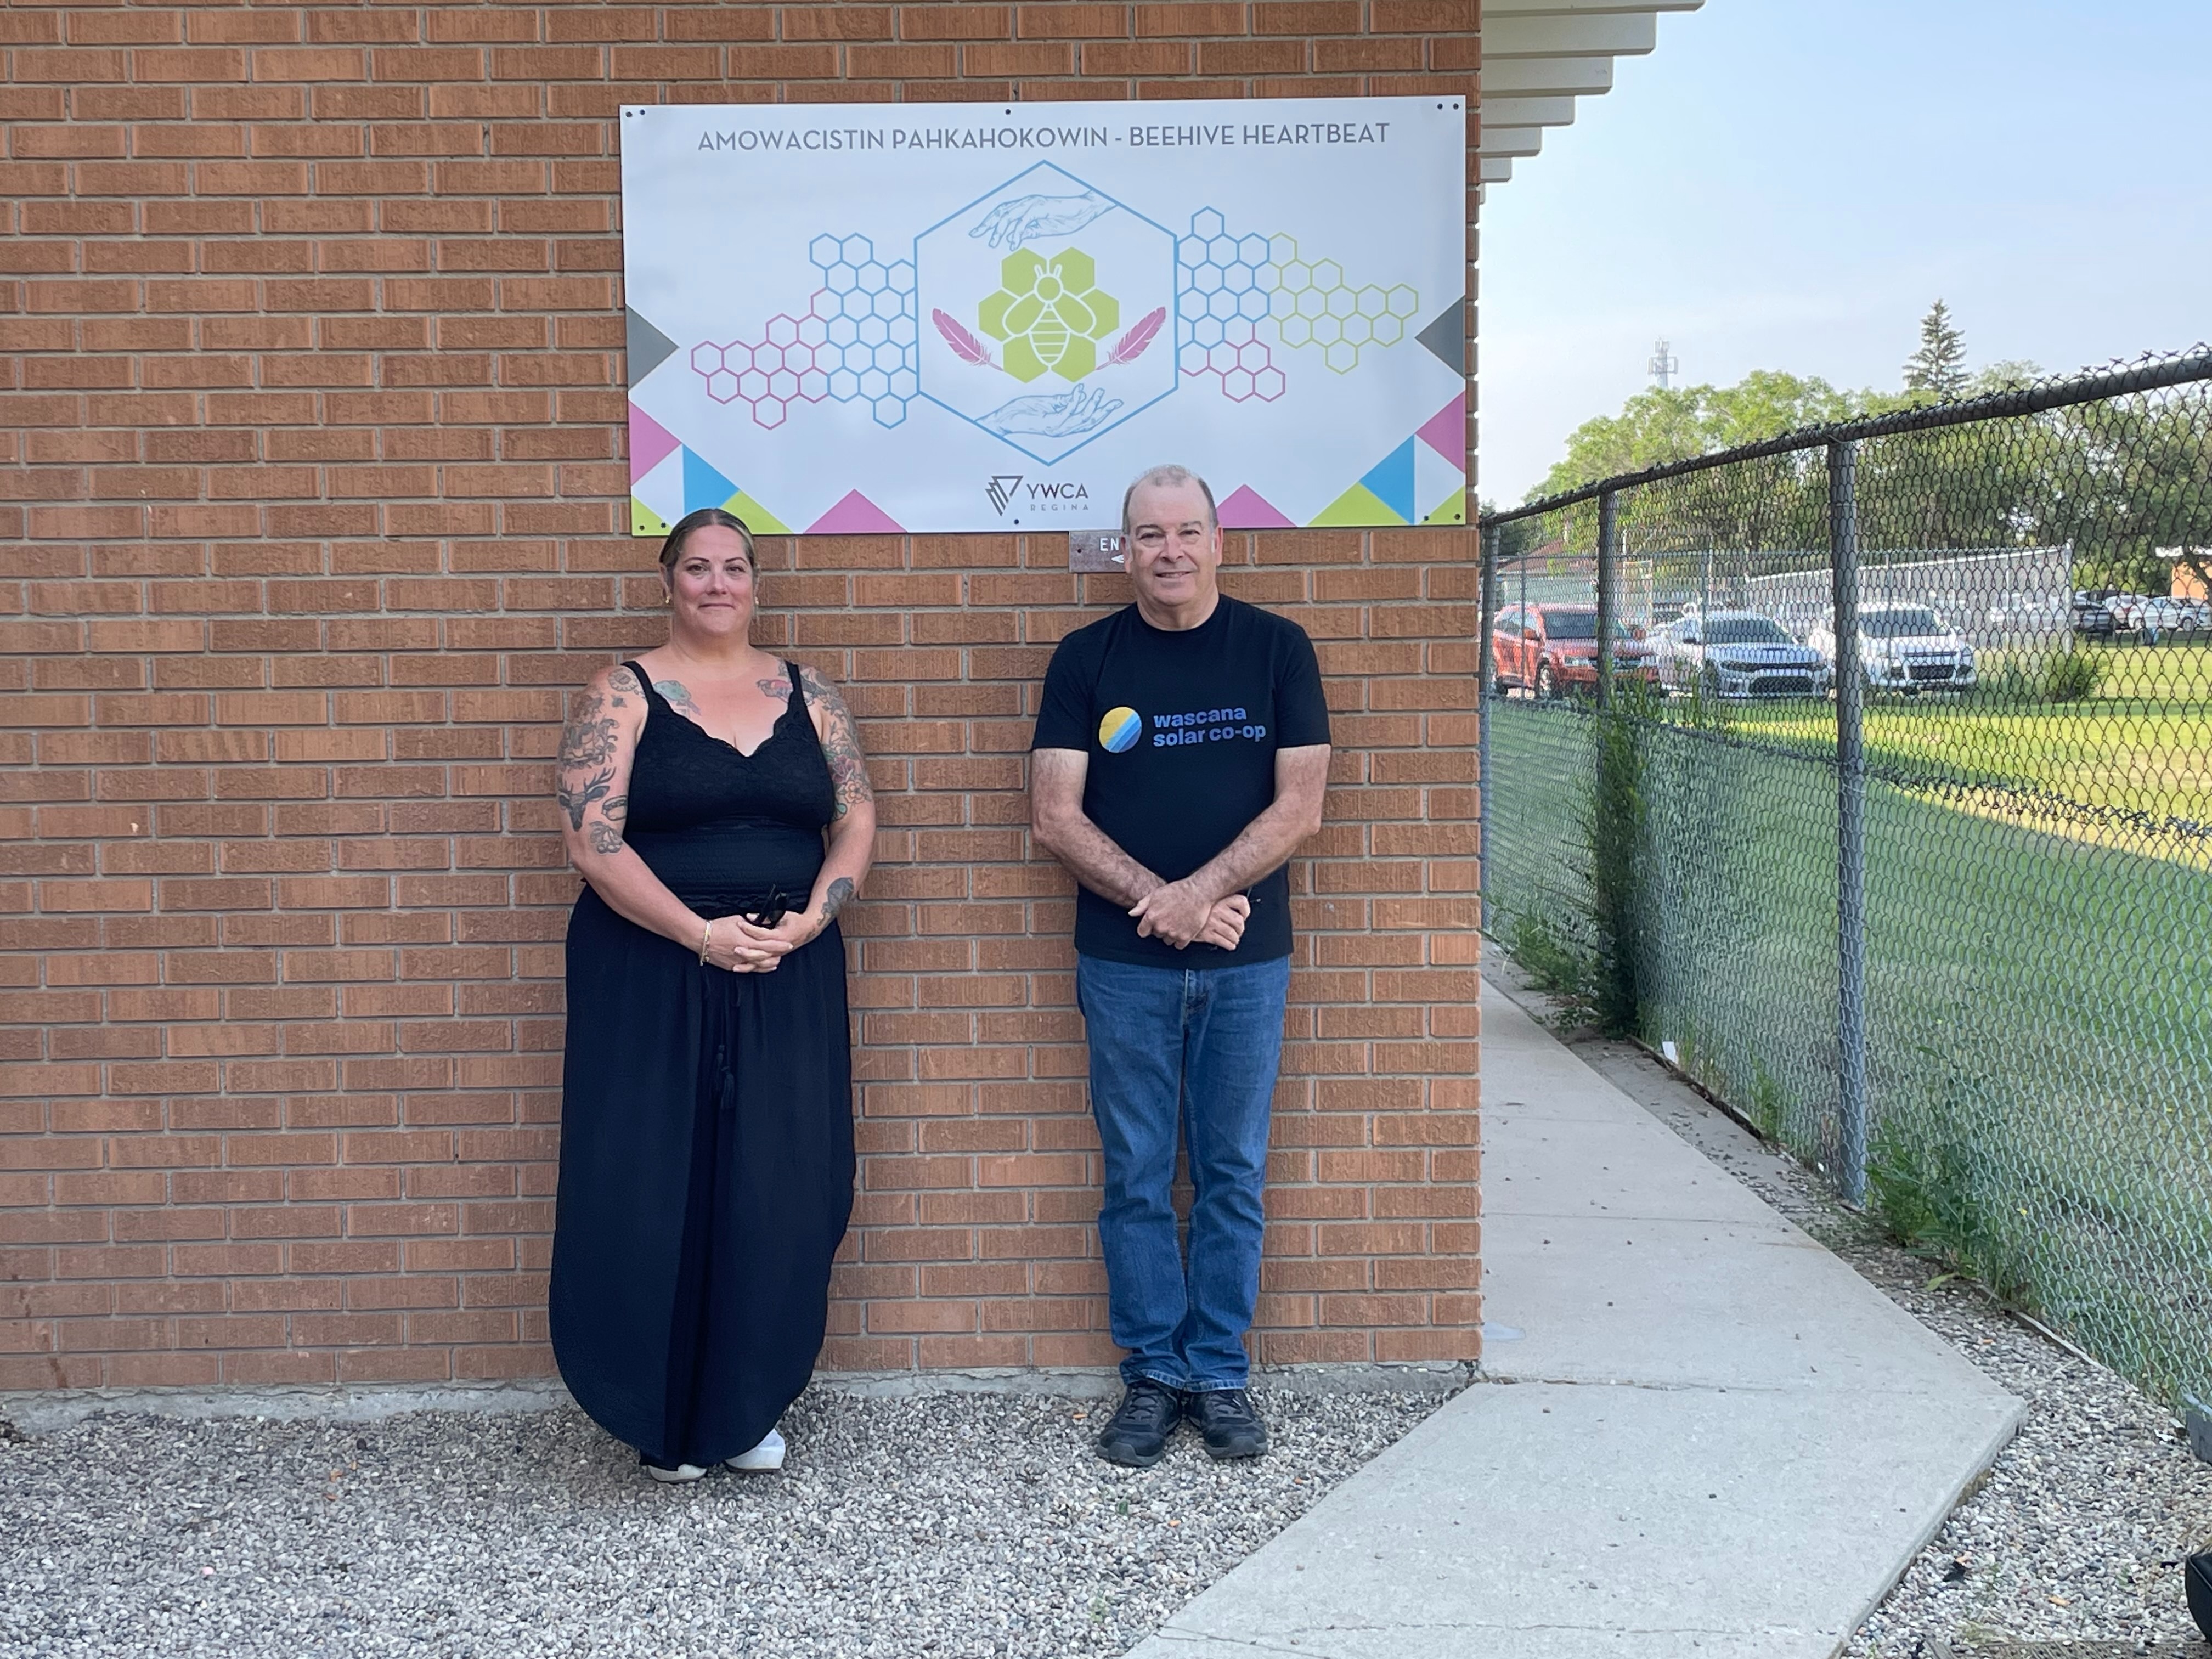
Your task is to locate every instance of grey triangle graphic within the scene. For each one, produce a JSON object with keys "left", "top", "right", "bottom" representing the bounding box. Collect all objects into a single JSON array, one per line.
[
  {"left": 626, "top": 307, "right": 679, "bottom": 383},
  {"left": 1416, "top": 302, "right": 1466, "bottom": 374}
]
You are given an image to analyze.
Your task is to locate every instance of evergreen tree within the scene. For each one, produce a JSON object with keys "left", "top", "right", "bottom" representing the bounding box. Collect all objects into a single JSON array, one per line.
[{"left": 1903, "top": 300, "right": 1970, "bottom": 398}]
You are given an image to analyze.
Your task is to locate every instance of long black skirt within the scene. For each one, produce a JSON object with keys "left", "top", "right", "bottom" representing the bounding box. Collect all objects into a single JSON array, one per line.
[{"left": 550, "top": 888, "right": 854, "bottom": 1468}]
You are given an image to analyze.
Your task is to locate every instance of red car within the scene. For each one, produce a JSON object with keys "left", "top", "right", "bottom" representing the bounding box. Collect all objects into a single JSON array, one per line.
[{"left": 1491, "top": 603, "right": 1656, "bottom": 699}]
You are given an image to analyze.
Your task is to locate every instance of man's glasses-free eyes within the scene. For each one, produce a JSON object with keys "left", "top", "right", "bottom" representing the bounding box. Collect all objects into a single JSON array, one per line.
[{"left": 1129, "top": 526, "right": 1211, "bottom": 552}]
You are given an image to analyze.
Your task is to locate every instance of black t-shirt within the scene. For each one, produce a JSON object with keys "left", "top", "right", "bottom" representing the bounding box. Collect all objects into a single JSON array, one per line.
[{"left": 1032, "top": 595, "right": 1331, "bottom": 968}]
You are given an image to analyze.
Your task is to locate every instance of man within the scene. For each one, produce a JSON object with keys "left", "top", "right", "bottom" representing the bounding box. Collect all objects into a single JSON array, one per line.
[{"left": 1030, "top": 464, "right": 1332, "bottom": 1467}]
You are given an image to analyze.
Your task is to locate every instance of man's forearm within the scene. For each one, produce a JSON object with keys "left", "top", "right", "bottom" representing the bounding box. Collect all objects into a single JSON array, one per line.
[
  {"left": 1183, "top": 794, "right": 1316, "bottom": 905},
  {"left": 1040, "top": 811, "right": 1161, "bottom": 909}
]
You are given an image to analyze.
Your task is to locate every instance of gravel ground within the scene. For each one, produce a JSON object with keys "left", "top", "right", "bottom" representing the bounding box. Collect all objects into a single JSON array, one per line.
[
  {"left": 0, "top": 1385, "right": 1445, "bottom": 1658},
  {"left": 1545, "top": 1000, "right": 2212, "bottom": 1658}
]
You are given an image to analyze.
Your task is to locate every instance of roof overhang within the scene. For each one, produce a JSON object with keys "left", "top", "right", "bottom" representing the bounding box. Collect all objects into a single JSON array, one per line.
[{"left": 1481, "top": 0, "right": 1706, "bottom": 188}]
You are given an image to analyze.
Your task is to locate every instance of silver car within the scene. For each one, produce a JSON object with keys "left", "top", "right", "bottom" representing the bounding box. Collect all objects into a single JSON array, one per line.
[
  {"left": 1807, "top": 602, "right": 1977, "bottom": 693},
  {"left": 2135, "top": 596, "right": 2210, "bottom": 640},
  {"left": 1652, "top": 610, "right": 1830, "bottom": 699}
]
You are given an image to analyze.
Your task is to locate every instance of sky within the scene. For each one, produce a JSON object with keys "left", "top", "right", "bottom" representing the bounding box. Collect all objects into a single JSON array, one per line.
[{"left": 1476, "top": 0, "right": 2212, "bottom": 504}]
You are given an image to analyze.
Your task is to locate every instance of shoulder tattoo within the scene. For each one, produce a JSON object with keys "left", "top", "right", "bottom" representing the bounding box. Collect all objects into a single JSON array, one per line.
[
  {"left": 804, "top": 670, "right": 873, "bottom": 817},
  {"left": 652, "top": 678, "right": 702, "bottom": 719}
]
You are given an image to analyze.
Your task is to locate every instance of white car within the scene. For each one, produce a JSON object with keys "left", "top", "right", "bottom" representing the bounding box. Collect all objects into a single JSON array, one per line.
[
  {"left": 2135, "top": 596, "right": 2210, "bottom": 640},
  {"left": 1650, "top": 610, "right": 1830, "bottom": 698},
  {"left": 2103, "top": 593, "right": 2153, "bottom": 630},
  {"left": 1806, "top": 602, "right": 1977, "bottom": 694}
]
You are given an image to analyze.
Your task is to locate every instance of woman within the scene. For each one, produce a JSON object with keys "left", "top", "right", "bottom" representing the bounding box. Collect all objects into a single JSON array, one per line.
[{"left": 548, "top": 507, "right": 874, "bottom": 1483}]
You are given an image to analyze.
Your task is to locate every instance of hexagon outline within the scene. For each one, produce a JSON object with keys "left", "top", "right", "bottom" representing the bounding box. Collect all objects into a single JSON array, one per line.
[{"left": 913, "top": 159, "right": 1183, "bottom": 467}]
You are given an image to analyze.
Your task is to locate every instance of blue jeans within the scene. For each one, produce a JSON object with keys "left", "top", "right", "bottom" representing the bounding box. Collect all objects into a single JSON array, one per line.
[{"left": 1075, "top": 952, "right": 1291, "bottom": 1393}]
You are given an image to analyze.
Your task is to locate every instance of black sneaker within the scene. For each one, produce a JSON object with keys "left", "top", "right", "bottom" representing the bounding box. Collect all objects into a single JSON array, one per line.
[
  {"left": 1186, "top": 1388, "right": 1268, "bottom": 1460},
  {"left": 1096, "top": 1379, "right": 1184, "bottom": 1468}
]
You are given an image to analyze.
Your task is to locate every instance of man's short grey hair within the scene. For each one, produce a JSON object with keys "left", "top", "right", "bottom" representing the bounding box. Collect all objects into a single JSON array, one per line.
[{"left": 1121, "top": 464, "right": 1218, "bottom": 535}]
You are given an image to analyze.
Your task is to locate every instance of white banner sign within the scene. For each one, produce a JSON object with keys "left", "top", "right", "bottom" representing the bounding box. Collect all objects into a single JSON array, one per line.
[{"left": 618, "top": 97, "right": 1467, "bottom": 537}]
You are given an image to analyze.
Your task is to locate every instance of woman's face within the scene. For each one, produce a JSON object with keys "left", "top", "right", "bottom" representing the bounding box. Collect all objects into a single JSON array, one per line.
[{"left": 663, "top": 525, "right": 755, "bottom": 643}]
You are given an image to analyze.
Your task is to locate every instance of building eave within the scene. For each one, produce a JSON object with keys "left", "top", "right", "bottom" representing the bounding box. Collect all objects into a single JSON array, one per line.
[{"left": 1480, "top": 0, "right": 1705, "bottom": 189}]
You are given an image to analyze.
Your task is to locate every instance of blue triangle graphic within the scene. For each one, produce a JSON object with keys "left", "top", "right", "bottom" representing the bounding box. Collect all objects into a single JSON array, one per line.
[
  {"left": 1359, "top": 438, "right": 1417, "bottom": 526},
  {"left": 681, "top": 447, "right": 740, "bottom": 515}
]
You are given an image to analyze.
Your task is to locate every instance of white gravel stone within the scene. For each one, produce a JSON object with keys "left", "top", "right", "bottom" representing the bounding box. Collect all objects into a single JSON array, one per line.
[{"left": 0, "top": 1385, "right": 1444, "bottom": 1657}]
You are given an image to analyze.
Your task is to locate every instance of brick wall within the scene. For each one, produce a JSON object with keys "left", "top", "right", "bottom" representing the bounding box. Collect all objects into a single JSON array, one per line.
[{"left": 0, "top": 1, "right": 1483, "bottom": 1392}]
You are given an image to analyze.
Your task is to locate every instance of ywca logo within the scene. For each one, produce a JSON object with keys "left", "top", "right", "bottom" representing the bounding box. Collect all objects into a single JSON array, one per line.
[{"left": 985, "top": 475, "right": 1023, "bottom": 515}]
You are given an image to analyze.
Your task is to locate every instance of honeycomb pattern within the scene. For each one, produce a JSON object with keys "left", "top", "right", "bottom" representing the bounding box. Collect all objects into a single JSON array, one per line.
[
  {"left": 1173, "top": 211, "right": 1285, "bottom": 403},
  {"left": 1173, "top": 209, "right": 1421, "bottom": 391},
  {"left": 689, "top": 234, "right": 918, "bottom": 429}
]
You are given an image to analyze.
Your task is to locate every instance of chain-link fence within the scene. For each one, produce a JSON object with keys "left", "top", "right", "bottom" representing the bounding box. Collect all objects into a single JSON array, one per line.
[{"left": 1479, "top": 348, "right": 2212, "bottom": 1409}]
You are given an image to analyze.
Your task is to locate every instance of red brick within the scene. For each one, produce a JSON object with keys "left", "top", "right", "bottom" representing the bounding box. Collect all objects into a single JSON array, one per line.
[{"left": 0, "top": 13, "right": 1485, "bottom": 1396}]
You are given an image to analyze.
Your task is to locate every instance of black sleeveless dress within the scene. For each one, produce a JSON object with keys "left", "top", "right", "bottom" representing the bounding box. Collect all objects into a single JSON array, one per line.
[{"left": 549, "top": 661, "right": 855, "bottom": 1468}]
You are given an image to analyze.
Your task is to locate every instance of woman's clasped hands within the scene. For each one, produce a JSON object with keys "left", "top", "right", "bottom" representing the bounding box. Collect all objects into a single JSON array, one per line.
[{"left": 699, "top": 910, "right": 815, "bottom": 973}]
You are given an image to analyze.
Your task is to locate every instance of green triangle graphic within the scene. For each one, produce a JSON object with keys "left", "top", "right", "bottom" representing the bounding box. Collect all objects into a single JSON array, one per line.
[
  {"left": 1309, "top": 481, "right": 1408, "bottom": 527},
  {"left": 726, "top": 491, "right": 790, "bottom": 535},
  {"left": 630, "top": 495, "right": 670, "bottom": 539},
  {"left": 627, "top": 307, "right": 680, "bottom": 383},
  {"left": 1423, "top": 490, "right": 1466, "bottom": 526}
]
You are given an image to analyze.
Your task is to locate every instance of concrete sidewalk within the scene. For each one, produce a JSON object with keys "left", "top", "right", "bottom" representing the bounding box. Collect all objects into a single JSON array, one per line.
[{"left": 1129, "top": 981, "right": 2023, "bottom": 1659}]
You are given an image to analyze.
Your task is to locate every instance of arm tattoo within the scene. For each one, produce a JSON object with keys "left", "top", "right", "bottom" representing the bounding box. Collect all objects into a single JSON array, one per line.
[
  {"left": 820, "top": 876, "right": 855, "bottom": 923},
  {"left": 557, "top": 682, "right": 622, "bottom": 831},
  {"left": 582, "top": 794, "right": 628, "bottom": 855},
  {"left": 558, "top": 766, "right": 613, "bottom": 832},
  {"left": 800, "top": 665, "right": 873, "bottom": 819},
  {"left": 605, "top": 664, "right": 639, "bottom": 709},
  {"left": 557, "top": 688, "right": 616, "bottom": 772}
]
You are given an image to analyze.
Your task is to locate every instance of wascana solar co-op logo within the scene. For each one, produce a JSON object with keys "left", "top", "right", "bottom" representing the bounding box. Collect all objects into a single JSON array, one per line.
[{"left": 1099, "top": 706, "right": 1268, "bottom": 754}]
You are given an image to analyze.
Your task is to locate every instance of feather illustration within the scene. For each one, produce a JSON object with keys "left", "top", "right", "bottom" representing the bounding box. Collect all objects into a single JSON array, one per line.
[
  {"left": 932, "top": 309, "right": 995, "bottom": 366},
  {"left": 1104, "top": 307, "right": 1166, "bottom": 367}
]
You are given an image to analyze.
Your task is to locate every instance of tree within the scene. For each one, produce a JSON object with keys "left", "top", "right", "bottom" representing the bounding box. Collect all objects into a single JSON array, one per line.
[
  {"left": 1529, "top": 372, "right": 1887, "bottom": 560},
  {"left": 1521, "top": 343, "right": 2212, "bottom": 600},
  {"left": 1534, "top": 372, "right": 1874, "bottom": 502},
  {"left": 1903, "top": 300, "right": 1970, "bottom": 399},
  {"left": 2038, "top": 392, "right": 2212, "bottom": 597}
]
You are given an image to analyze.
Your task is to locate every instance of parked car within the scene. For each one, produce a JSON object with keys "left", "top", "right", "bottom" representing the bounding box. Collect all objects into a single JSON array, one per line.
[
  {"left": 1650, "top": 610, "right": 1830, "bottom": 698},
  {"left": 2134, "top": 596, "right": 2210, "bottom": 641},
  {"left": 1806, "top": 603, "right": 1977, "bottom": 693},
  {"left": 2069, "top": 594, "right": 2117, "bottom": 639},
  {"left": 2103, "top": 593, "right": 2153, "bottom": 631},
  {"left": 1984, "top": 593, "right": 2069, "bottom": 639},
  {"left": 1491, "top": 603, "right": 1656, "bottom": 699}
]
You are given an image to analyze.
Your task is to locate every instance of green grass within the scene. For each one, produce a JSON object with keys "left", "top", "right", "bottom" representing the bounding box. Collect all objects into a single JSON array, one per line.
[
  {"left": 1486, "top": 695, "right": 2212, "bottom": 1406},
  {"left": 1708, "top": 642, "right": 2212, "bottom": 854}
]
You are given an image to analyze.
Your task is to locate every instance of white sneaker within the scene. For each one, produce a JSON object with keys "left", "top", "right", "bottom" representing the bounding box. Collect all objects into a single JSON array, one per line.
[
  {"left": 726, "top": 1429, "right": 785, "bottom": 1472},
  {"left": 643, "top": 1459, "right": 707, "bottom": 1484}
]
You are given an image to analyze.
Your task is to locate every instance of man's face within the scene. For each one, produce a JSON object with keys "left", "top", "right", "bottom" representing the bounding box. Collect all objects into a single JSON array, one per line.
[{"left": 1124, "top": 480, "right": 1222, "bottom": 612}]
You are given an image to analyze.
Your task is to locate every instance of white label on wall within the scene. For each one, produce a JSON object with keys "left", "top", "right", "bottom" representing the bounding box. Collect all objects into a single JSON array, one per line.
[{"left": 619, "top": 97, "right": 1468, "bottom": 537}]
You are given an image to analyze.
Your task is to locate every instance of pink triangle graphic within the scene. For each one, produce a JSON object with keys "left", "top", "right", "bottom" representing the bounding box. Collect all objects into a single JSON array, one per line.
[
  {"left": 1416, "top": 393, "right": 1466, "bottom": 464},
  {"left": 805, "top": 489, "right": 905, "bottom": 535},
  {"left": 1216, "top": 485, "right": 1295, "bottom": 529},
  {"left": 629, "top": 405, "right": 680, "bottom": 482}
]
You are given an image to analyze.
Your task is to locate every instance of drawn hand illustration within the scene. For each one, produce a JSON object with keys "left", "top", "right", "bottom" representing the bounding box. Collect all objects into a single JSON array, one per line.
[
  {"left": 969, "top": 190, "right": 1113, "bottom": 251},
  {"left": 978, "top": 384, "right": 1124, "bottom": 438}
]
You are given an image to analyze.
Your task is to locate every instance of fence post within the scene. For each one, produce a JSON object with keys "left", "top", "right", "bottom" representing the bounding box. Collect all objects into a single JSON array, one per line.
[
  {"left": 1595, "top": 490, "right": 1618, "bottom": 709},
  {"left": 1827, "top": 439, "right": 1869, "bottom": 1205},
  {"left": 1477, "top": 525, "right": 1498, "bottom": 934}
]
